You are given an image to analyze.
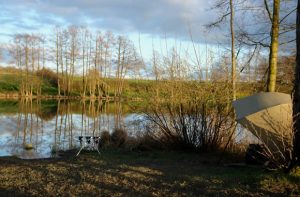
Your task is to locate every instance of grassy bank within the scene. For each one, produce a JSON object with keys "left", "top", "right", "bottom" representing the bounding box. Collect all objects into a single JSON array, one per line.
[
  {"left": 0, "top": 150, "right": 299, "bottom": 196},
  {"left": 1, "top": 67, "right": 292, "bottom": 101}
]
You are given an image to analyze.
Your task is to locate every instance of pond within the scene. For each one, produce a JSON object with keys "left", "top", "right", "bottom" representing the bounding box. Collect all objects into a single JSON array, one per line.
[
  {"left": 0, "top": 99, "right": 258, "bottom": 159},
  {"left": 0, "top": 99, "right": 146, "bottom": 159}
]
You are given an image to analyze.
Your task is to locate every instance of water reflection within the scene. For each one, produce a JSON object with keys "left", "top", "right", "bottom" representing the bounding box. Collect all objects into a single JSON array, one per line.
[{"left": 0, "top": 99, "right": 144, "bottom": 159}]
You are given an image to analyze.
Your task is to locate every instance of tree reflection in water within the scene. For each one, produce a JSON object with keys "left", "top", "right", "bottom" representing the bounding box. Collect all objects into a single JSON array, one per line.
[{"left": 0, "top": 99, "right": 142, "bottom": 159}]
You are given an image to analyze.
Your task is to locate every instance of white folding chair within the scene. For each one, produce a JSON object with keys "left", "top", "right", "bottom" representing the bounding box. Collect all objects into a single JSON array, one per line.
[{"left": 76, "top": 136, "right": 101, "bottom": 156}]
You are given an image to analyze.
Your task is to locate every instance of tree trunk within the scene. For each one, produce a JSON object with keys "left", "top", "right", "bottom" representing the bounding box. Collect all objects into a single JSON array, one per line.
[
  {"left": 25, "top": 40, "right": 29, "bottom": 97},
  {"left": 292, "top": 0, "right": 300, "bottom": 168},
  {"left": 56, "top": 31, "right": 61, "bottom": 96},
  {"left": 267, "top": 0, "right": 280, "bottom": 92},
  {"left": 82, "top": 33, "right": 86, "bottom": 98},
  {"left": 230, "top": 0, "right": 236, "bottom": 101}
]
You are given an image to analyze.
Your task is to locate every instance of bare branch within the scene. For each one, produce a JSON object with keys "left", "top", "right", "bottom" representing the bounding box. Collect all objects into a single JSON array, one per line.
[
  {"left": 188, "top": 26, "right": 201, "bottom": 73},
  {"left": 240, "top": 45, "right": 259, "bottom": 73},
  {"left": 237, "top": 31, "right": 270, "bottom": 48},
  {"left": 280, "top": 7, "right": 297, "bottom": 24},
  {"left": 206, "top": 12, "right": 231, "bottom": 29},
  {"left": 279, "top": 38, "right": 296, "bottom": 46},
  {"left": 264, "top": 0, "right": 273, "bottom": 22}
]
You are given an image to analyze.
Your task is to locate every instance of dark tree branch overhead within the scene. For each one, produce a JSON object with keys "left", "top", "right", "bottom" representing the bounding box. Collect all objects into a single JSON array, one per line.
[
  {"left": 237, "top": 31, "right": 270, "bottom": 48},
  {"left": 279, "top": 38, "right": 296, "bottom": 46},
  {"left": 206, "top": 12, "right": 231, "bottom": 29},
  {"left": 236, "top": 0, "right": 295, "bottom": 54},
  {"left": 279, "top": 7, "right": 297, "bottom": 24},
  {"left": 264, "top": 0, "right": 273, "bottom": 22}
]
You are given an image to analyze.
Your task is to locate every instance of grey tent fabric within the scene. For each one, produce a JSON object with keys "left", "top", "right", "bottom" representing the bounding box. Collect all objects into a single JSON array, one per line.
[
  {"left": 233, "top": 92, "right": 291, "bottom": 120},
  {"left": 232, "top": 92, "right": 292, "bottom": 153}
]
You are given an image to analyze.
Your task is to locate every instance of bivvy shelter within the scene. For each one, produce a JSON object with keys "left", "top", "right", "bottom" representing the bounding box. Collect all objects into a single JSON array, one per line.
[{"left": 232, "top": 92, "right": 292, "bottom": 154}]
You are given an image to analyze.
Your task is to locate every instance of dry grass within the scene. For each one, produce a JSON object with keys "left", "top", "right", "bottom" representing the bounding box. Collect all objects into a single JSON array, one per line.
[{"left": 0, "top": 149, "right": 299, "bottom": 196}]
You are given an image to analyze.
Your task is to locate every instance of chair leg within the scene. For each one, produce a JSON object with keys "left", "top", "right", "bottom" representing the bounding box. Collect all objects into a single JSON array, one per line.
[
  {"left": 76, "top": 137, "right": 102, "bottom": 157},
  {"left": 76, "top": 145, "right": 85, "bottom": 157},
  {"left": 96, "top": 147, "right": 101, "bottom": 155}
]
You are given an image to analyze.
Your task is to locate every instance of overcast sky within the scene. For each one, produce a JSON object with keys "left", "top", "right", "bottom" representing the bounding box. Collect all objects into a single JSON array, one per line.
[
  {"left": 0, "top": 0, "right": 296, "bottom": 62},
  {"left": 0, "top": 0, "right": 222, "bottom": 42}
]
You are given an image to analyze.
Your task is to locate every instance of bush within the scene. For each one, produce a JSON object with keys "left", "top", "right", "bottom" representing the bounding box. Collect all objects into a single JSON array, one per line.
[
  {"left": 124, "top": 136, "right": 139, "bottom": 151},
  {"left": 133, "top": 134, "right": 164, "bottom": 151},
  {"left": 145, "top": 101, "right": 235, "bottom": 152},
  {"left": 111, "top": 128, "right": 128, "bottom": 147},
  {"left": 122, "top": 134, "right": 161, "bottom": 151},
  {"left": 100, "top": 130, "right": 111, "bottom": 148},
  {"left": 36, "top": 68, "right": 58, "bottom": 87},
  {"left": 245, "top": 144, "right": 269, "bottom": 165}
]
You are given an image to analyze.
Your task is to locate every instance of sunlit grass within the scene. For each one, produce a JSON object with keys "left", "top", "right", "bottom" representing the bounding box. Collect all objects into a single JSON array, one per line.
[
  {"left": 0, "top": 149, "right": 299, "bottom": 196},
  {"left": 1, "top": 69, "right": 287, "bottom": 100}
]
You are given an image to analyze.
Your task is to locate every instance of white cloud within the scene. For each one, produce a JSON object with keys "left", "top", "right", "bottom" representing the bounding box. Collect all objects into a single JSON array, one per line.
[
  {"left": 0, "top": 0, "right": 296, "bottom": 47},
  {"left": 0, "top": 0, "right": 220, "bottom": 42}
]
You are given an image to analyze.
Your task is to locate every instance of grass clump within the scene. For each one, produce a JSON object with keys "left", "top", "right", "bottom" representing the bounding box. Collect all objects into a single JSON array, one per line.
[
  {"left": 111, "top": 128, "right": 128, "bottom": 148},
  {"left": 100, "top": 130, "right": 111, "bottom": 148}
]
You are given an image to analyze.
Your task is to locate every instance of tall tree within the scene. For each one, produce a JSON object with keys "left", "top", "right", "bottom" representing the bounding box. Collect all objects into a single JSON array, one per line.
[
  {"left": 55, "top": 27, "right": 62, "bottom": 96},
  {"left": 80, "top": 27, "right": 89, "bottom": 98},
  {"left": 68, "top": 26, "right": 79, "bottom": 96},
  {"left": 292, "top": 0, "right": 300, "bottom": 168},
  {"left": 230, "top": 0, "right": 236, "bottom": 100},
  {"left": 207, "top": 0, "right": 237, "bottom": 101},
  {"left": 237, "top": 0, "right": 295, "bottom": 91},
  {"left": 267, "top": 0, "right": 280, "bottom": 92}
]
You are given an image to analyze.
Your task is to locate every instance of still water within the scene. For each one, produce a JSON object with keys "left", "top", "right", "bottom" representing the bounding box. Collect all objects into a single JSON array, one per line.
[
  {"left": 0, "top": 99, "right": 257, "bottom": 159},
  {"left": 0, "top": 99, "right": 146, "bottom": 159}
]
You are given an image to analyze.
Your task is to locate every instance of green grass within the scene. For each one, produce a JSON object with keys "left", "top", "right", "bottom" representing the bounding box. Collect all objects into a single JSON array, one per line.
[
  {"left": 40, "top": 83, "right": 58, "bottom": 95},
  {"left": 0, "top": 73, "right": 21, "bottom": 93},
  {"left": 0, "top": 68, "right": 293, "bottom": 100},
  {"left": 0, "top": 81, "right": 19, "bottom": 92},
  {"left": 0, "top": 150, "right": 299, "bottom": 196},
  {"left": 0, "top": 72, "right": 58, "bottom": 95}
]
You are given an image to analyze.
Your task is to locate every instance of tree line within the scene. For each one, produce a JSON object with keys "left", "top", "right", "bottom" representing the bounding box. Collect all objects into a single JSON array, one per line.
[{"left": 0, "top": 0, "right": 294, "bottom": 104}]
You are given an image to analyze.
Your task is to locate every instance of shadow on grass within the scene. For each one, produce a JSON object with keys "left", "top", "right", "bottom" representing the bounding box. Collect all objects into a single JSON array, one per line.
[
  {"left": 0, "top": 149, "right": 299, "bottom": 196},
  {"left": 0, "top": 188, "right": 30, "bottom": 197}
]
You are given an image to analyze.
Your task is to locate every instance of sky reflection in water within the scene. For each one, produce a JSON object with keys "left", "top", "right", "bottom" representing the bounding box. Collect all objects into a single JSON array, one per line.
[
  {"left": 0, "top": 99, "right": 257, "bottom": 159},
  {"left": 0, "top": 100, "right": 145, "bottom": 159}
]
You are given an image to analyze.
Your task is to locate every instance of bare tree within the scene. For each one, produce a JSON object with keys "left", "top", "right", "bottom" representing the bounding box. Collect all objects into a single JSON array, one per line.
[
  {"left": 11, "top": 34, "right": 39, "bottom": 97},
  {"left": 55, "top": 27, "right": 62, "bottom": 96},
  {"left": 237, "top": 0, "right": 296, "bottom": 91},
  {"left": 230, "top": 0, "right": 236, "bottom": 100},
  {"left": 291, "top": 0, "right": 300, "bottom": 169},
  {"left": 80, "top": 27, "right": 90, "bottom": 98},
  {"left": 114, "top": 36, "right": 136, "bottom": 98},
  {"left": 207, "top": 0, "right": 237, "bottom": 101},
  {"left": 68, "top": 26, "right": 79, "bottom": 96}
]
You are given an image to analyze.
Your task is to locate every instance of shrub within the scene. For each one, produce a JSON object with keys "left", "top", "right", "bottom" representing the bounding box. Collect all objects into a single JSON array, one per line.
[
  {"left": 145, "top": 101, "right": 235, "bottom": 152},
  {"left": 111, "top": 128, "right": 128, "bottom": 147},
  {"left": 100, "top": 130, "right": 111, "bottom": 148},
  {"left": 247, "top": 116, "right": 293, "bottom": 170},
  {"left": 245, "top": 144, "right": 269, "bottom": 165},
  {"left": 124, "top": 136, "right": 139, "bottom": 151},
  {"left": 133, "top": 133, "right": 164, "bottom": 151},
  {"left": 36, "top": 68, "right": 58, "bottom": 87}
]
